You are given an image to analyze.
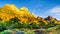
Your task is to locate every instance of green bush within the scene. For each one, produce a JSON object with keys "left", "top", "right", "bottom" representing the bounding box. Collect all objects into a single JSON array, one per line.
[
  {"left": 0, "top": 30, "right": 12, "bottom": 34},
  {"left": 0, "top": 23, "right": 6, "bottom": 32},
  {"left": 3, "top": 17, "right": 21, "bottom": 29},
  {"left": 31, "top": 23, "right": 40, "bottom": 29}
]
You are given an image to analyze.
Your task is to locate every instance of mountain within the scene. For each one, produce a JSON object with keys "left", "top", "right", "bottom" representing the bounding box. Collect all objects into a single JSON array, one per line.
[
  {"left": 0, "top": 4, "right": 36, "bottom": 23},
  {"left": 45, "top": 16, "right": 58, "bottom": 21},
  {"left": 0, "top": 4, "right": 59, "bottom": 24}
]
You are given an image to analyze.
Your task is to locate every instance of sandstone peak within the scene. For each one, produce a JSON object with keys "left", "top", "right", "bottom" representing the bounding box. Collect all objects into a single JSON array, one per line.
[{"left": 3, "top": 4, "right": 19, "bottom": 11}]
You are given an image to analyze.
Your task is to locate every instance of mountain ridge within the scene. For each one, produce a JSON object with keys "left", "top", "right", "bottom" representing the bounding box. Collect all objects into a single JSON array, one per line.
[{"left": 0, "top": 4, "right": 59, "bottom": 24}]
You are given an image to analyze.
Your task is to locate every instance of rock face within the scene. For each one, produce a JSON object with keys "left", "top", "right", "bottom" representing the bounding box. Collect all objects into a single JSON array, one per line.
[
  {"left": 0, "top": 4, "right": 59, "bottom": 23},
  {"left": 0, "top": 4, "right": 37, "bottom": 23},
  {"left": 45, "top": 16, "right": 58, "bottom": 21}
]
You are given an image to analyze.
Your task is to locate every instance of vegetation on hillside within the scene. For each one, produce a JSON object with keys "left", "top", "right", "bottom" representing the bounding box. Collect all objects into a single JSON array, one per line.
[{"left": 0, "top": 4, "right": 60, "bottom": 34}]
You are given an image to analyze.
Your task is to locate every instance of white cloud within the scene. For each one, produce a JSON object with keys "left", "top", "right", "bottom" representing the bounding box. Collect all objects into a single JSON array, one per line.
[
  {"left": 47, "top": 6, "right": 60, "bottom": 20},
  {"left": 55, "top": 14, "right": 60, "bottom": 15},
  {"left": 48, "top": 6, "right": 60, "bottom": 13}
]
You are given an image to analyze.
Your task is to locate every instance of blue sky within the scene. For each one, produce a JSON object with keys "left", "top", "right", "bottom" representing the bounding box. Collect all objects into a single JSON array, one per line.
[{"left": 0, "top": 0, "right": 60, "bottom": 19}]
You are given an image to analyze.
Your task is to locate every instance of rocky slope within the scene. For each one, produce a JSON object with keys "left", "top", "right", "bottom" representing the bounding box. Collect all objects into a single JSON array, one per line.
[{"left": 0, "top": 4, "right": 59, "bottom": 24}]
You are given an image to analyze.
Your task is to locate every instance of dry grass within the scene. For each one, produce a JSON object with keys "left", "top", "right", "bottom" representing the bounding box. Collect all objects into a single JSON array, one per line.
[{"left": 48, "top": 29, "right": 60, "bottom": 34}]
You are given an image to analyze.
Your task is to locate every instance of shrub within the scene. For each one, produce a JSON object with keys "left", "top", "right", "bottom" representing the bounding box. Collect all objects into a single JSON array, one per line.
[
  {"left": 3, "top": 17, "right": 21, "bottom": 29},
  {"left": 25, "top": 30, "right": 35, "bottom": 34},
  {"left": 31, "top": 23, "right": 40, "bottom": 29},
  {"left": 46, "top": 21, "right": 57, "bottom": 28},
  {"left": 0, "top": 30, "right": 12, "bottom": 34},
  {"left": 0, "top": 23, "right": 6, "bottom": 32}
]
